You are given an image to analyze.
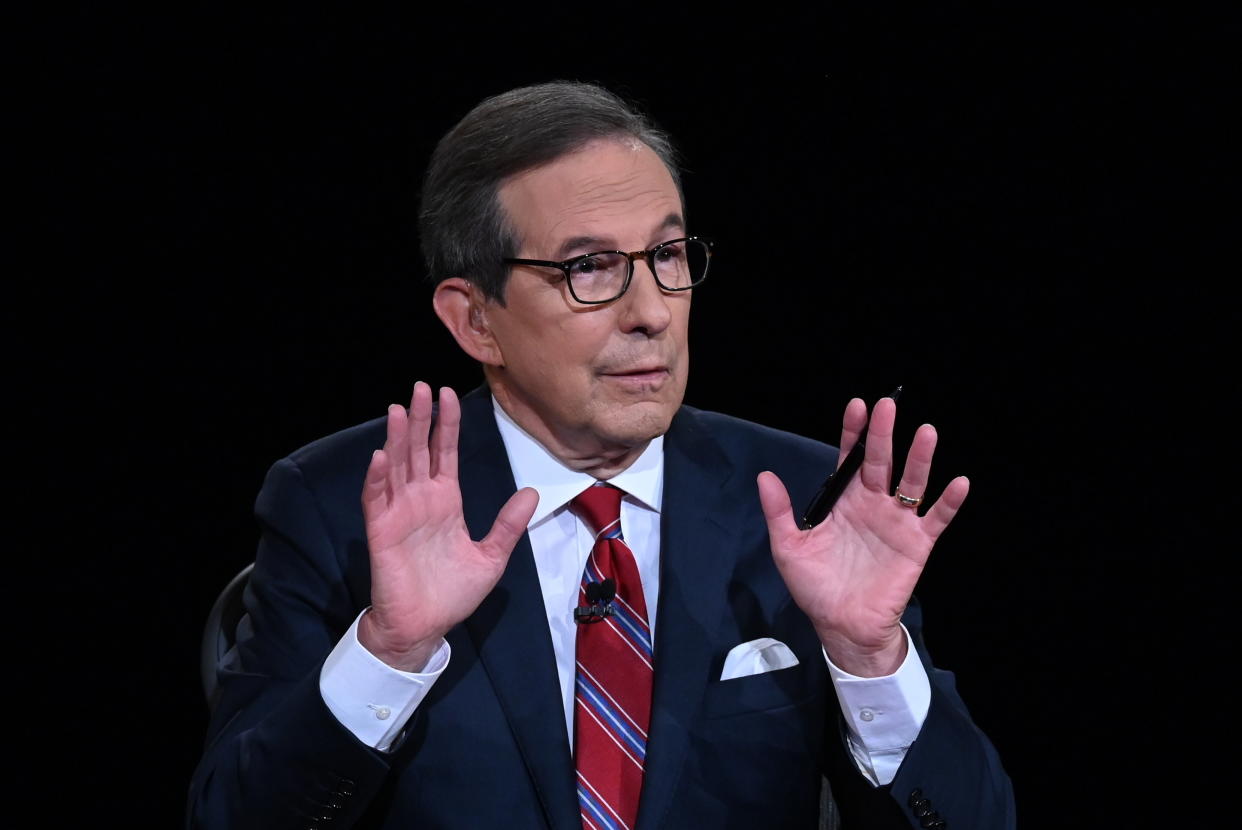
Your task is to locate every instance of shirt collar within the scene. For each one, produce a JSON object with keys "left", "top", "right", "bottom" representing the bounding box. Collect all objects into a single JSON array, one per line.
[{"left": 492, "top": 395, "right": 664, "bottom": 528}]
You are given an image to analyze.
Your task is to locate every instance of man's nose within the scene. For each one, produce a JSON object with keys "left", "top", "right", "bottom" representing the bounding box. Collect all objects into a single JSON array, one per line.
[{"left": 618, "top": 257, "right": 674, "bottom": 335}]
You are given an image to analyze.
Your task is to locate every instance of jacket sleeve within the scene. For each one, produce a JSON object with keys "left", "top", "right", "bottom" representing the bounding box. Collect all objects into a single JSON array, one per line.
[
  {"left": 186, "top": 457, "right": 397, "bottom": 830},
  {"left": 823, "top": 598, "right": 1017, "bottom": 830}
]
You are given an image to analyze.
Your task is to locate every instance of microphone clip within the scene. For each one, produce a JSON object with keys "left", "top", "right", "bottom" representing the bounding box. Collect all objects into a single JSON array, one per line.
[{"left": 574, "top": 578, "right": 617, "bottom": 625}]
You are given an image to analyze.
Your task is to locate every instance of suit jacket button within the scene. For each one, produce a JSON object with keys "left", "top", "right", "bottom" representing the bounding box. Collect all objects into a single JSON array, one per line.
[{"left": 908, "top": 788, "right": 924, "bottom": 807}]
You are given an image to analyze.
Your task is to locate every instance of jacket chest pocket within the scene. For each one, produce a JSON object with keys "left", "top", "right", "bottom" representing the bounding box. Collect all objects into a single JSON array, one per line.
[{"left": 701, "top": 660, "right": 815, "bottom": 720}]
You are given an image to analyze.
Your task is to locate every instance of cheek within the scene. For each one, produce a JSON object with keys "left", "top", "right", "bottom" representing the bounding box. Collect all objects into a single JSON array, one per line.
[
  {"left": 672, "top": 310, "right": 692, "bottom": 369},
  {"left": 532, "top": 329, "right": 602, "bottom": 400},
  {"left": 551, "top": 319, "right": 611, "bottom": 368}
]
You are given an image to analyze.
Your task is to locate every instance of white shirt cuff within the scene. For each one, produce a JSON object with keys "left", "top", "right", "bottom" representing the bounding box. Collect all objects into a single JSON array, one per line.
[
  {"left": 823, "top": 624, "right": 931, "bottom": 786},
  {"left": 319, "top": 610, "right": 451, "bottom": 752}
]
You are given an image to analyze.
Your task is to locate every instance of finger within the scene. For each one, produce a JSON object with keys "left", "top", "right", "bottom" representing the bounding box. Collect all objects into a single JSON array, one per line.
[
  {"left": 756, "top": 471, "right": 802, "bottom": 550},
  {"left": 922, "top": 475, "right": 970, "bottom": 539},
  {"left": 895, "top": 423, "right": 937, "bottom": 505},
  {"left": 480, "top": 486, "right": 540, "bottom": 562},
  {"left": 362, "top": 448, "right": 392, "bottom": 517},
  {"left": 408, "top": 381, "right": 433, "bottom": 480},
  {"left": 384, "top": 403, "right": 409, "bottom": 484},
  {"left": 430, "top": 386, "right": 460, "bottom": 481},
  {"left": 860, "top": 397, "right": 896, "bottom": 492},
  {"left": 837, "top": 398, "right": 868, "bottom": 469}
]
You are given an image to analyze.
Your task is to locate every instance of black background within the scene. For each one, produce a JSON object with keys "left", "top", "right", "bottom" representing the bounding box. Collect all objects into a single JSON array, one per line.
[{"left": 15, "top": 6, "right": 1230, "bottom": 827}]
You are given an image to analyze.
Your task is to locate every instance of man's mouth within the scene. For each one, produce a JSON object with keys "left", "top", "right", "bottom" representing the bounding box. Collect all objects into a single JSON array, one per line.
[{"left": 601, "top": 365, "right": 670, "bottom": 384}]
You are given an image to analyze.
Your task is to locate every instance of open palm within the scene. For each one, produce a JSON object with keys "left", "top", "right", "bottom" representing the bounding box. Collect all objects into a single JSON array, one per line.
[
  {"left": 757, "top": 397, "right": 968, "bottom": 676},
  {"left": 359, "top": 383, "right": 538, "bottom": 670}
]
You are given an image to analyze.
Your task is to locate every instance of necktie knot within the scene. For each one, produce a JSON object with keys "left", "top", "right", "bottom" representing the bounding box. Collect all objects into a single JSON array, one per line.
[{"left": 570, "top": 483, "right": 623, "bottom": 539}]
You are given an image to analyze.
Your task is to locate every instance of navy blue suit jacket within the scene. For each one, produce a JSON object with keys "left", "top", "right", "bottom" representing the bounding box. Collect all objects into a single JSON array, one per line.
[{"left": 187, "top": 387, "right": 1014, "bottom": 829}]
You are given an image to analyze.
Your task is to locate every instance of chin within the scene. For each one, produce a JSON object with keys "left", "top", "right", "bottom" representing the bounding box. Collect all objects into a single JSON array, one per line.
[{"left": 597, "top": 402, "right": 677, "bottom": 448}]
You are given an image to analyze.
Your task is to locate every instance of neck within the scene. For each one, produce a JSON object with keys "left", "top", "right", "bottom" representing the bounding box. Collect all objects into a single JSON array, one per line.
[{"left": 489, "top": 384, "right": 651, "bottom": 480}]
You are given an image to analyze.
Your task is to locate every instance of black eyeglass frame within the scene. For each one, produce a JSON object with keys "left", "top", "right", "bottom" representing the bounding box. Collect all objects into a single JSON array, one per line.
[{"left": 501, "top": 236, "right": 714, "bottom": 305}]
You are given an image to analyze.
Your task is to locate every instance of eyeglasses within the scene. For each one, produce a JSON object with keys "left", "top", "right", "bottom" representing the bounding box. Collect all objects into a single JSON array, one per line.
[{"left": 502, "top": 236, "right": 714, "bottom": 304}]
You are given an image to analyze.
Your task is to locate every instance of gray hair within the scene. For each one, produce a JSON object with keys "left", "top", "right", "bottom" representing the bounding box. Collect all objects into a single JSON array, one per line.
[{"left": 418, "top": 81, "right": 682, "bottom": 302}]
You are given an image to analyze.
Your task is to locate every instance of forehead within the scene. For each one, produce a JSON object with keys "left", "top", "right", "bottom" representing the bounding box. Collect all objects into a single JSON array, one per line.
[{"left": 499, "top": 138, "right": 684, "bottom": 257}]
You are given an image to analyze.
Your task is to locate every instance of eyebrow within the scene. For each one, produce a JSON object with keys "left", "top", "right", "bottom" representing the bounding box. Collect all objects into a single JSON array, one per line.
[{"left": 552, "top": 213, "right": 686, "bottom": 259}]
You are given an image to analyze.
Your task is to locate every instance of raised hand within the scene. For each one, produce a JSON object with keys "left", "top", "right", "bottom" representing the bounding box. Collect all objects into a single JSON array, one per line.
[
  {"left": 756, "top": 396, "right": 969, "bottom": 677},
  {"left": 358, "top": 382, "right": 538, "bottom": 671}
]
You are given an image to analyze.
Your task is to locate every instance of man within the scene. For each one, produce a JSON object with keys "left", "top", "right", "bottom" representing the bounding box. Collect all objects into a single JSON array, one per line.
[{"left": 188, "top": 81, "right": 1014, "bottom": 829}]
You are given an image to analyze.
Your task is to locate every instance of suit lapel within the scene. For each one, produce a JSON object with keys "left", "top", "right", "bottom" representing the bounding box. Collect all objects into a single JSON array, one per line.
[
  {"left": 638, "top": 407, "right": 746, "bottom": 829},
  {"left": 456, "top": 387, "right": 580, "bottom": 830}
]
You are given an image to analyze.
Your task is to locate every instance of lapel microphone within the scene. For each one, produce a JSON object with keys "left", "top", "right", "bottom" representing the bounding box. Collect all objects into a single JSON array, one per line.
[{"left": 574, "top": 578, "right": 617, "bottom": 624}]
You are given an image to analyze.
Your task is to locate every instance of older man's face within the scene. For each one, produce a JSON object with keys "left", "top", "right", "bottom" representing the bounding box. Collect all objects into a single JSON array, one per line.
[{"left": 484, "top": 138, "right": 691, "bottom": 468}]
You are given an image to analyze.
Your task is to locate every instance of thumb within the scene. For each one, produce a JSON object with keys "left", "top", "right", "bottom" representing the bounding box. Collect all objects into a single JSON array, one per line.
[
  {"left": 480, "top": 487, "right": 540, "bottom": 561},
  {"left": 756, "top": 471, "right": 800, "bottom": 549}
]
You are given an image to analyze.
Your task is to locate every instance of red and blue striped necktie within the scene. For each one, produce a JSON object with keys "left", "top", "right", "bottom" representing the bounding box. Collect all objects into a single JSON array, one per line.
[{"left": 571, "top": 482, "right": 652, "bottom": 830}]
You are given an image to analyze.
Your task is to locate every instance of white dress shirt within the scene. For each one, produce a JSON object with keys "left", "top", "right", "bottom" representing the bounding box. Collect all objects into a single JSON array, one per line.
[{"left": 319, "top": 397, "right": 930, "bottom": 785}]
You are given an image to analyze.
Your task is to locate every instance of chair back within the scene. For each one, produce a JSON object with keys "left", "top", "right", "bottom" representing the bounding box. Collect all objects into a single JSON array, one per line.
[{"left": 200, "top": 562, "right": 254, "bottom": 710}]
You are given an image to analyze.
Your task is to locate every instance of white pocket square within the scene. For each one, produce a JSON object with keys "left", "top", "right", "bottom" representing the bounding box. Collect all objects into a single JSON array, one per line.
[{"left": 720, "top": 637, "right": 800, "bottom": 680}]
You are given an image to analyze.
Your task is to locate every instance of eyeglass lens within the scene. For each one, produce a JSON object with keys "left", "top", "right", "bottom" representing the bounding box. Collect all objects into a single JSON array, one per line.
[{"left": 569, "top": 239, "right": 710, "bottom": 302}]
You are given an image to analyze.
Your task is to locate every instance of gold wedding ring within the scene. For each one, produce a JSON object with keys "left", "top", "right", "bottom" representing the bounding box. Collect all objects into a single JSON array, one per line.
[{"left": 895, "top": 487, "right": 923, "bottom": 508}]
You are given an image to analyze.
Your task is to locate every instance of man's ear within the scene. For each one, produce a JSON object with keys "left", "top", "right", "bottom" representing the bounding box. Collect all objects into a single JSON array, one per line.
[{"left": 432, "top": 277, "right": 505, "bottom": 367}]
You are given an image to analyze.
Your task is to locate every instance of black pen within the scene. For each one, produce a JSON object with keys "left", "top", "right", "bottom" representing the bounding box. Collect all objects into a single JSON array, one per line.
[{"left": 799, "top": 385, "right": 903, "bottom": 530}]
